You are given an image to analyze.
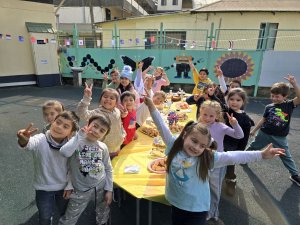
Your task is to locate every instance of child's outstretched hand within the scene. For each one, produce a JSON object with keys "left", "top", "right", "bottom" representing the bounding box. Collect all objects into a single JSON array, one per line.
[
  {"left": 215, "top": 65, "right": 223, "bottom": 77},
  {"left": 103, "top": 72, "right": 109, "bottom": 81},
  {"left": 261, "top": 143, "right": 285, "bottom": 159},
  {"left": 17, "top": 123, "right": 38, "bottom": 147},
  {"left": 138, "top": 61, "right": 144, "bottom": 70},
  {"left": 84, "top": 82, "right": 93, "bottom": 98},
  {"left": 143, "top": 88, "right": 156, "bottom": 112},
  {"left": 226, "top": 113, "right": 238, "bottom": 126},
  {"left": 284, "top": 74, "right": 297, "bottom": 86}
]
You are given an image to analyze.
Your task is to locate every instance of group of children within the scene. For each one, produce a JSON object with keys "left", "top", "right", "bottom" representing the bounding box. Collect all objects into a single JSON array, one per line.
[{"left": 16, "top": 61, "right": 300, "bottom": 225}]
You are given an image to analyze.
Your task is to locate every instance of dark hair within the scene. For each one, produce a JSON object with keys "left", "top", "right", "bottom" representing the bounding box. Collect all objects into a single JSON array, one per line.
[
  {"left": 117, "top": 82, "right": 134, "bottom": 93},
  {"left": 88, "top": 114, "right": 111, "bottom": 137},
  {"left": 166, "top": 121, "right": 217, "bottom": 181},
  {"left": 199, "top": 68, "right": 209, "bottom": 75},
  {"left": 54, "top": 111, "right": 80, "bottom": 132},
  {"left": 229, "top": 80, "right": 242, "bottom": 88},
  {"left": 227, "top": 88, "right": 248, "bottom": 106},
  {"left": 120, "top": 91, "right": 136, "bottom": 102},
  {"left": 98, "top": 88, "right": 119, "bottom": 104},
  {"left": 42, "top": 100, "right": 64, "bottom": 112},
  {"left": 270, "top": 82, "right": 289, "bottom": 97}
]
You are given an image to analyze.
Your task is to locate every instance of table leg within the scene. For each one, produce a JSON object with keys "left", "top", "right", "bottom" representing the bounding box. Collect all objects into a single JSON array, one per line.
[
  {"left": 136, "top": 198, "right": 140, "bottom": 225},
  {"left": 148, "top": 201, "right": 152, "bottom": 225}
]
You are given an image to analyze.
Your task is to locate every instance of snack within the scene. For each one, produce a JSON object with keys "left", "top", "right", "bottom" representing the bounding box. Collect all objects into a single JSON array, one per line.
[
  {"left": 171, "top": 95, "right": 181, "bottom": 102},
  {"left": 177, "top": 112, "right": 188, "bottom": 121},
  {"left": 148, "top": 158, "right": 167, "bottom": 174},
  {"left": 153, "top": 136, "right": 166, "bottom": 148},
  {"left": 176, "top": 102, "right": 189, "bottom": 109},
  {"left": 149, "top": 148, "right": 165, "bottom": 158},
  {"left": 169, "top": 122, "right": 184, "bottom": 133},
  {"left": 140, "top": 126, "right": 159, "bottom": 137}
]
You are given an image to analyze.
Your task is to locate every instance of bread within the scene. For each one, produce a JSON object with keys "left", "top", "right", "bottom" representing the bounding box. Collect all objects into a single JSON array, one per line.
[{"left": 171, "top": 95, "right": 181, "bottom": 102}]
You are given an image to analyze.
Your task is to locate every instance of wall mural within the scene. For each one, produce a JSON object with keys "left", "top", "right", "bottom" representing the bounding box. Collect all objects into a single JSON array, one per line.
[{"left": 214, "top": 52, "right": 255, "bottom": 82}]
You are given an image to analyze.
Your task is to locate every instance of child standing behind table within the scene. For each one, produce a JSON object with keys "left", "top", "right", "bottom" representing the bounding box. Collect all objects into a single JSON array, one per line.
[
  {"left": 247, "top": 75, "right": 300, "bottom": 186},
  {"left": 77, "top": 84, "right": 126, "bottom": 158},
  {"left": 42, "top": 100, "right": 64, "bottom": 133},
  {"left": 58, "top": 114, "right": 113, "bottom": 225},
  {"left": 189, "top": 60, "right": 212, "bottom": 95},
  {"left": 17, "top": 111, "right": 79, "bottom": 225},
  {"left": 136, "top": 90, "right": 167, "bottom": 128},
  {"left": 101, "top": 69, "right": 120, "bottom": 90},
  {"left": 119, "top": 91, "right": 138, "bottom": 148},
  {"left": 143, "top": 65, "right": 170, "bottom": 92}
]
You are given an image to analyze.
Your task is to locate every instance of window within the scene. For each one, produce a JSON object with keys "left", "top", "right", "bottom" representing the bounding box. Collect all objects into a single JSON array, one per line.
[
  {"left": 145, "top": 31, "right": 186, "bottom": 50},
  {"left": 257, "top": 23, "right": 278, "bottom": 50},
  {"left": 173, "top": 0, "right": 178, "bottom": 5},
  {"left": 161, "top": 0, "right": 167, "bottom": 6}
]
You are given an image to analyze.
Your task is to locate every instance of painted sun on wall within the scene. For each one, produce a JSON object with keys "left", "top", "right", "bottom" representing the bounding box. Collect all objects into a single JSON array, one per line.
[{"left": 214, "top": 52, "right": 255, "bottom": 82}]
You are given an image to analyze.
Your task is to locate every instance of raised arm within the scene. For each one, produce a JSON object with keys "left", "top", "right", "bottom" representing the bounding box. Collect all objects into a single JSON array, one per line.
[
  {"left": 162, "top": 71, "right": 170, "bottom": 86},
  {"left": 77, "top": 82, "right": 95, "bottom": 121},
  {"left": 101, "top": 73, "right": 108, "bottom": 89},
  {"left": 285, "top": 75, "right": 300, "bottom": 106},
  {"left": 215, "top": 66, "right": 227, "bottom": 94}
]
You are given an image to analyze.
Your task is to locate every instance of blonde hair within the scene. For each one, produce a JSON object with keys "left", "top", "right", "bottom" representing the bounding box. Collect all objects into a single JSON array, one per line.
[
  {"left": 153, "top": 91, "right": 167, "bottom": 101},
  {"left": 42, "top": 100, "right": 64, "bottom": 113},
  {"left": 199, "top": 100, "right": 224, "bottom": 123}
]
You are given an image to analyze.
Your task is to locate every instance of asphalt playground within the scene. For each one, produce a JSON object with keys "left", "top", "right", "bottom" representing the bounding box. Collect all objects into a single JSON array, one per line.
[{"left": 0, "top": 85, "right": 299, "bottom": 225}]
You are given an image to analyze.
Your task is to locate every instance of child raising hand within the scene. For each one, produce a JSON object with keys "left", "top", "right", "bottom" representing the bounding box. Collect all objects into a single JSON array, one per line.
[{"left": 143, "top": 96, "right": 284, "bottom": 225}]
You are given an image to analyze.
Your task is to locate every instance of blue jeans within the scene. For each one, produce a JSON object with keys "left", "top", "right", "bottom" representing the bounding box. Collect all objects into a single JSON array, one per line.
[
  {"left": 247, "top": 130, "right": 299, "bottom": 176},
  {"left": 35, "top": 190, "right": 68, "bottom": 225}
]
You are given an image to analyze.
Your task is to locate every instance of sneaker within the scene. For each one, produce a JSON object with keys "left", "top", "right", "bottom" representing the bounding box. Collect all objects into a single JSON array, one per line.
[{"left": 289, "top": 175, "right": 300, "bottom": 186}]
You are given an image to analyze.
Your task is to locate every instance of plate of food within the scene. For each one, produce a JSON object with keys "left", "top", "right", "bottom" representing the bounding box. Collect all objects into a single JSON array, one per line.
[
  {"left": 148, "top": 158, "right": 167, "bottom": 174},
  {"left": 149, "top": 147, "right": 165, "bottom": 158}
]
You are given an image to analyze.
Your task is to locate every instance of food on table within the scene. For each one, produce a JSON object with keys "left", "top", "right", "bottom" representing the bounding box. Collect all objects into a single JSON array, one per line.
[
  {"left": 148, "top": 158, "right": 167, "bottom": 173},
  {"left": 153, "top": 136, "right": 166, "bottom": 148},
  {"left": 171, "top": 95, "right": 181, "bottom": 102},
  {"left": 140, "top": 126, "right": 159, "bottom": 137},
  {"left": 176, "top": 102, "right": 189, "bottom": 109},
  {"left": 177, "top": 112, "right": 188, "bottom": 121},
  {"left": 169, "top": 121, "right": 184, "bottom": 133},
  {"left": 149, "top": 148, "right": 165, "bottom": 158}
]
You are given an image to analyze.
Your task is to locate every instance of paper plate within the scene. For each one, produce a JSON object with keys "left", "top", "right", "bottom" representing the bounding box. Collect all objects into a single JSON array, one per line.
[{"left": 147, "top": 158, "right": 166, "bottom": 174}]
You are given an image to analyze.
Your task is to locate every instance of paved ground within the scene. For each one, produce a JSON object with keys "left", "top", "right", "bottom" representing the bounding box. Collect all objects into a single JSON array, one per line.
[{"left": 0, "top": 85, "right": 299, "bottom": 225}]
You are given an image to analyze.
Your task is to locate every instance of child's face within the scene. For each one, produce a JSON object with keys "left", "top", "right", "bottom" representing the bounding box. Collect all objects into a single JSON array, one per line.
[
  {"left": 199, "top": 107, "right": 217, "bottom": 125},
  {"left": 122, "top": 96, "right": 135, "bottom": 111},
  {"left": 154, "top": 68, "right": 163, "bottom": 77},
  {"left": 229, "top": 82, "right": 241, "bottom": 90},
  {"left": 86, "top": 120, "right": 108, "bottom": 142},
  {"left": 153, "top": 95, "right": 165, "bottom": 105},
  {"left": 100, "top": 92, "right": 117, "bottom": 111},
  {"left": 120, "top": 77, "right": 130, "bottom": 87},
  {"left": 111, "top": 72, "right": 119, "bottom": 83},
  {"left": 271, "top": 93, "right": 285, "bottom": 104},
  {"left": 183, "top": 130, "right": 209, "bottom": 157},
  {"left": 50, "top": 116, "right": 73, "bottom": 143},
  {"left": 198, "top": 71, "right": 208, "bottom": 80},
  {"left": 145, "top": 77, "right": 154, "bottom": 89},
  {"left": 43, "top": 107, "right": 59, "bottom": 123},
  {"left": 227, "top": 94, "right": 244, "bottom": 112}
]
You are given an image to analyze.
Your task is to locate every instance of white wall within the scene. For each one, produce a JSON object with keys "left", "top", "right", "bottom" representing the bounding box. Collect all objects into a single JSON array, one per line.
[
  {"left": 259, "top": 51, "right": 300, "bottom": 87},
  {"left": 157, "top": 0, "right": 182, "bottom": 11},
  {"left": 56, "top": 7, "right": 105, "bottom": 23}
]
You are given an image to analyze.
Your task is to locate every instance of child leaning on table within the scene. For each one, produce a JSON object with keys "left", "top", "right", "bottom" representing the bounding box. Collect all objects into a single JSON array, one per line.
[
  {"left": 17, "top": 111, "right": 79, "bottom": 225},
  {"left": 247, "top": 75, "right": 300, "bottom": 186},
  {"left": 143, "top": 93, "right": 285, "bottom": 225},
  {"left": 58, "top": 114, "right": 113, "bottom": 225},
  {"left": 77, "top": 84, "right": 126, "bottom": 159}
]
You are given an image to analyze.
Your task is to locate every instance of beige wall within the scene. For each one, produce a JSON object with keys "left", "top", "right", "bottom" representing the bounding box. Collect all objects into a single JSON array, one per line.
[
  {"left": 98, "top": 11, "right": 300, "bottom": 50},
  {"left": 0, "top": 0, "right": 55, "bottom": 77}
]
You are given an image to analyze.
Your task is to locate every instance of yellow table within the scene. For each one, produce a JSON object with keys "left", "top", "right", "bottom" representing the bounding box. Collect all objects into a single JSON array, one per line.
[{"left": 112, "top": 103, "right": 196, "bottom": 225}]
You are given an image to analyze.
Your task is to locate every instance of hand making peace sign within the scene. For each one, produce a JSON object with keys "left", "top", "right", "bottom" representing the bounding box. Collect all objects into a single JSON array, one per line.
[
  {"left": 84, "top": 82, "right": 93, "bottom": 98},
  {"left": 226, "top": 112, "right": 238, "bottom": 126},
  {"left": 17, "top": 123, "right": 38, "bottom": 147}
]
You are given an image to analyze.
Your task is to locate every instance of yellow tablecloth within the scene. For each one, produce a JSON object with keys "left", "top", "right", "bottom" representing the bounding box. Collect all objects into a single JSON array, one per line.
[{"left": 112, "top": 102, "right": 196, "bottom": 205}]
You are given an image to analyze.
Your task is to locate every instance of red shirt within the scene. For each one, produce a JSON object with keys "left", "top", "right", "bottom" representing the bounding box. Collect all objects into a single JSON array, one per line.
[{"left": 122, "top": 110, "right": 136, "bottom": 144}]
